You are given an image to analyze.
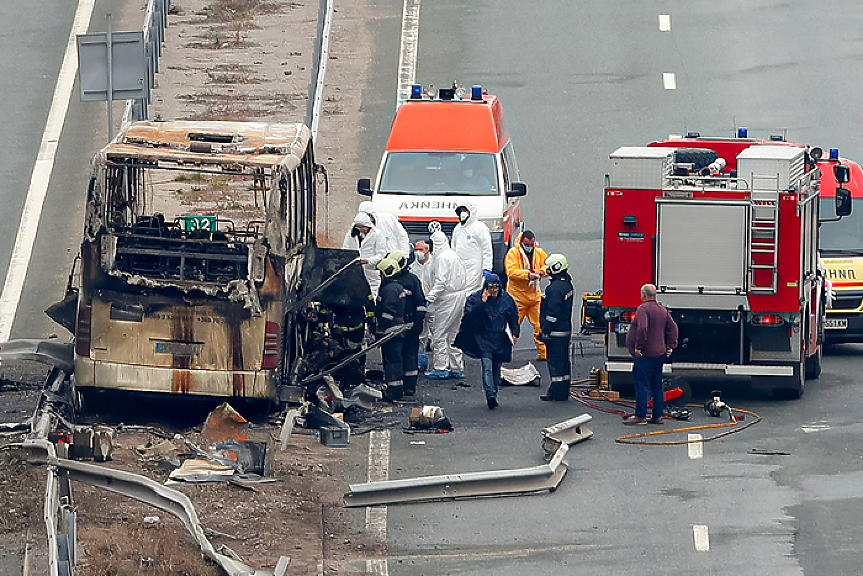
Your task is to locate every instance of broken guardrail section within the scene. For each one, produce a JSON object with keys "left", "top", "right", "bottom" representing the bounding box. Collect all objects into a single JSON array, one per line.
[{"left": 343, "top": 413, "right": 593, "bottom": 507}]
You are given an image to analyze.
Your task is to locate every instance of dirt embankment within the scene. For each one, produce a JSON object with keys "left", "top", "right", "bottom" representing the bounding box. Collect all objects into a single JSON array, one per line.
[{"left": 150, "top": 0, "right": 371, "bottom": 247}]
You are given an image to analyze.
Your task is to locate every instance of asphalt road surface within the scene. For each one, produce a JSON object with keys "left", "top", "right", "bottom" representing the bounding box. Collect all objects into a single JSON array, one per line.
[{"left": 356, "top": 1, "right": 863, "bottom": 575}]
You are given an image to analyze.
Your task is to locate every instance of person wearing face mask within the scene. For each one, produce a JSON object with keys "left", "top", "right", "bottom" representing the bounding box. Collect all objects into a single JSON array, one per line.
[
  {"left": 358, "top": 201, "right": 410, "bottom": 254},
  {"left": 424, "top": 230, "right": 469, "bottom": 380},
  {"left": 504, "top": 230, "right": 549, "bottom": 360},
  {"left": 452, "top": 201, "right": 493, "bottom": 293},
  {"left": 342, "top": 212, "right": 388, "bottom": 298},
  {"left": 409, "top": 240, "right": 435, "bottom": 367}
]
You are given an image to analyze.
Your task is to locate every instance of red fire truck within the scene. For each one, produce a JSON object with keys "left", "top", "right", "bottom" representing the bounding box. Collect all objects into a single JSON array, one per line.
[{"left": 602, "top": 131, "right": 852, "bottom": 398}]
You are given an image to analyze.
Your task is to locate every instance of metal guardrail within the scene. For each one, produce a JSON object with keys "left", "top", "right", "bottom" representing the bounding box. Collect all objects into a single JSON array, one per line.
[
  {"left": 305, "top": 0, "right": 334, "bottom": 143},
  {"left": 121, "top": 0, "right": 170, "bottom": 125},
  {"left": 343, "top": 414, "right": 593, "bottom": 507}
]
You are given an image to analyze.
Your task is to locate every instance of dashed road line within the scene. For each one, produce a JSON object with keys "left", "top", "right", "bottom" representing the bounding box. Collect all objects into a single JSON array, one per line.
[
  {"left": 693, "top": 524, "right": 710, "bottom": 551},
  {"left": 659, "top": 14, "right": 671, "bottom": 32},
  {"left": 662, "top": 72, "right": 677, "bottom": 90},
  {"left": 0, "top": 0, "right": 97, "bottom": 342},
  {"left": 687, "top": 433, "right": 703, "bottom": 459}
]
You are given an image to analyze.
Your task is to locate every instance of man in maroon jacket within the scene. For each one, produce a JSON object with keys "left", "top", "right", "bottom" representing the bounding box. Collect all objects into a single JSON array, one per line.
[{"left": 623, "top": 284, "right": 679, "bottom": 425}]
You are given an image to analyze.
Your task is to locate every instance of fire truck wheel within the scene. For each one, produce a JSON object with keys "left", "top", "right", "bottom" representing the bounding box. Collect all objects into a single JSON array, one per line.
[
  {"left": 607, "top": 371, "right": 634, "bottom": 398},
  {"left": 767, "top": 362, "right": 805, "bottom": 400},
  {"left": 674, "top": 148, "right": 718, "bottom": 171},
  {"left": 804, "top": 345, "right": 822, "bottom": 380}
]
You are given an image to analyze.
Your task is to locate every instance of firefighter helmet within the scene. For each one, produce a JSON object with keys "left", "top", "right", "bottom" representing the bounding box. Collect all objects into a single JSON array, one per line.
[
  {"left": 377, "top": 257, "right": 401, "bottom": 279},
  {"left": 387, "top": 250, "right": 407, "bottom": 270},
  {"left": 546, "top": 254, "right": 569, "bottom": 275}
]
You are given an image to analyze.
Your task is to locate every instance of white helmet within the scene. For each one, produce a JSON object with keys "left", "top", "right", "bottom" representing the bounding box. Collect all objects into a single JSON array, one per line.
[{"left": 546, "top": 253, "right": 569, "bottom": 275}]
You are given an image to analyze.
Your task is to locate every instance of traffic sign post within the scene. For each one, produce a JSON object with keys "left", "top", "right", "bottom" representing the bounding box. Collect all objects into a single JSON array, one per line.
[{"left": 77, "top": 14, "right": 148, "bottom": 141}]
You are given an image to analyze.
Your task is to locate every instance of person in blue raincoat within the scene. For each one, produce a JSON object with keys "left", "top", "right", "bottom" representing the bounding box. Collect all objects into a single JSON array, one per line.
[{"left": 454, "top": 273, "right": 520, "bottom": 410}]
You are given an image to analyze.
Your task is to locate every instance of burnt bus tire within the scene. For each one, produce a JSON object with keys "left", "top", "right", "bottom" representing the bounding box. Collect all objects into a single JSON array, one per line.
[{"left": 674, "top": 148, "right": 718, "bottom": 171}]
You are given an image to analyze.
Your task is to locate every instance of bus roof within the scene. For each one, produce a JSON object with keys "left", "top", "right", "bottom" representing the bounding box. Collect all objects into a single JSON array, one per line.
[
  {"left": 100, "top": 121, "right": 311, "bottom": 171},
  {"left": 385, "top": 96, "right": 509, "bottom": 154}
]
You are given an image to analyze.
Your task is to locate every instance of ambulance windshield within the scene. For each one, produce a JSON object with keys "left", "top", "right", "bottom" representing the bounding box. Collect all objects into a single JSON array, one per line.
[{"left": 379, "top": 152, "right": 498, "bottom": 196}]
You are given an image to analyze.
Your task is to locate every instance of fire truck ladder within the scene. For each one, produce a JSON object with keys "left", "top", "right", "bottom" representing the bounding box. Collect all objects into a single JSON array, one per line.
[{"left": 748, "top": 173, "right": 781, "bottom": 294}]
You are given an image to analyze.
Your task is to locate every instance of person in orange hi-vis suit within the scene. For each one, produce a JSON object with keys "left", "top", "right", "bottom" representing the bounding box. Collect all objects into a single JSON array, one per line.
[{"left": 504, "top": 230, "right": 548, "bottom": 360}]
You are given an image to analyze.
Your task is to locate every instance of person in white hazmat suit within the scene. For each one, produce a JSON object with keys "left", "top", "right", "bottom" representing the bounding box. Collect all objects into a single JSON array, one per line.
[
  {"left": 451, "top": 201, "right": 493, "bottom": 292},
  {"left": 342, "top": 212, "right": 388, "bottom": 298},
  {"left": 425, "top": 230, "right": 469, "bottom": 380},
  {"left": 410, "top": 240, "right": 435, "bottom": 368},
  {"left": 359, "top": 201, "right": 410, "bottom": 254}
]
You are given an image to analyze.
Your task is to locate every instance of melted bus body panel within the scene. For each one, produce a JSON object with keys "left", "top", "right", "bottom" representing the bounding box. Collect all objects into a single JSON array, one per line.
[{"left": 73, "top": 121, "right": 317, "bottom": 403}]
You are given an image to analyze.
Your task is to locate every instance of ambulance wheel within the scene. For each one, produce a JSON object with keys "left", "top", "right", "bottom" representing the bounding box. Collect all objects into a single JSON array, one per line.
[
  {"left": 674, "top": 148, "right": 718, "bottom": 170},
  {"left": 770, "top": 362, "right": 805, "bottom": 400},
  {"left": 804, "top": 345, "right": 822, "bottom": 380}
]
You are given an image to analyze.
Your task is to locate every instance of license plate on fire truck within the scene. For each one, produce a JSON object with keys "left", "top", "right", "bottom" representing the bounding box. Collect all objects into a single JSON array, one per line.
[{"left": 825, "top": 318, "right": 848, "bottom": 330}]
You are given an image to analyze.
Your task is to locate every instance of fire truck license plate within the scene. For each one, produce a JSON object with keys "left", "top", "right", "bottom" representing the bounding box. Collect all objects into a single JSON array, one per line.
[{"left": 825, "top": 318, "right": 848, "bottom": 330}]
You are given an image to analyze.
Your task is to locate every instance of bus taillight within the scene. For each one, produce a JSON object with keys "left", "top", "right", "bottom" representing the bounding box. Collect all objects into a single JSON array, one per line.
[
  {"left": 75, "top": 305, "right": 92, "bottom": 358},
  {"left": 262, "top": 322, "right": 282, "bottom": 370}
]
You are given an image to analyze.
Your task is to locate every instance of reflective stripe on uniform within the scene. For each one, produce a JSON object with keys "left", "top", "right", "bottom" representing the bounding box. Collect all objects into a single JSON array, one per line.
[
  {"left": 381, "top": 312, "right": 394, "bottom": 320},
  {"left": 416, "top": 305, "right": 428, "bottom": 312},
  {"left": 387, "top": 380, "right": 403, "bottom": 387},
  {"left": 404, "top": 370, "right": 418, "bottom": 377},
  {"left": 545, "top": 315, "right": 558, "bottom": 323},
  {"left": 550, "top": 375, "right": 570, "bottom": 382},
  {"left": 549, "top": 331, "right": 570, "bottom": 338}
]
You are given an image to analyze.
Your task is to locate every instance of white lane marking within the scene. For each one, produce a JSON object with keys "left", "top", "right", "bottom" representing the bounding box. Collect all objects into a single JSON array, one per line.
[
  {"left": 659, "top": 14, "right": 671, "bottom": 32},
  {"left": 693, "top": 524, "right": 710, "bottom": 551},
  {"left": 366, "top": 429, "right": 390, "bottom": 575},
  {"left": 800, "top": 422, "right": 830, "bottom": 433},
  {"left": 395, "top": 0, "right": 422, "bottom": 106},
  {"left": 688, "top": 433, "right": 703, "bottom": 459},
  {"left": 0, "top": 0, "right": 97, "bottom": 342},
  {"left": 662, "top": 72, "right": 677, "bottom": 90}
]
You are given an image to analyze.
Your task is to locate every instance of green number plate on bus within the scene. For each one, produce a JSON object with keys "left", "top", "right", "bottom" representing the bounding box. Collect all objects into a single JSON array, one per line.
[{"left": 183, "top": 216, "right": 216, "bottom": 231}]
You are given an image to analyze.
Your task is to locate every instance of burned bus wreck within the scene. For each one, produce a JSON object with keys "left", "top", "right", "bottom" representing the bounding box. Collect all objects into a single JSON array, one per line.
[{"left": 50, "top": 121, "right": 369, "bottom": 408}]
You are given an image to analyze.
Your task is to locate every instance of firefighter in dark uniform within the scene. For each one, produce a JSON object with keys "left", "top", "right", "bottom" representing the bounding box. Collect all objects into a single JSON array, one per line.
[
  {"left": 376, "top": 257, "right": 407, "bottom": 400},
  {"left": 388, "top": 250, "right": 426, "bottom": 396},
  {"left": 539, "top": 254, "right": 574, "bottom": 401}
]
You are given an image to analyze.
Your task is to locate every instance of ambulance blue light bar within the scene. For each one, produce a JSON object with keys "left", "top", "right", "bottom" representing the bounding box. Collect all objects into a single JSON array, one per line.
[
  {"left": 830, "top": 148, "right": 840, "bottom": 160},
  {"left": 737, "top": 127, "right": 748, "bottom": 138}
]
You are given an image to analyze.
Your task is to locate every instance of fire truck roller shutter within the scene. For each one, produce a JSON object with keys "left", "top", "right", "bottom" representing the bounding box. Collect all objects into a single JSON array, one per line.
[{"left": 674, "top": 148, "right": 718, "bottom": 171}]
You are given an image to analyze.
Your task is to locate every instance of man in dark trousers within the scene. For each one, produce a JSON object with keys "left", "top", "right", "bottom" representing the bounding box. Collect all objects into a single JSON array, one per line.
[
  {"left": 388, "top": 250, "right": 426, "bottom": 396},
  {"left": 539, "top": 254, "right": 574, "bottom": 401},
  {"left": 454, "top": 273, "right": 520, "bottom": 410},
  {"left": 624, "top": 283, "right": 679, "bottom": 425},
  {"left": 376, "top": 257, "right": 407, "bottom": 401}
]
